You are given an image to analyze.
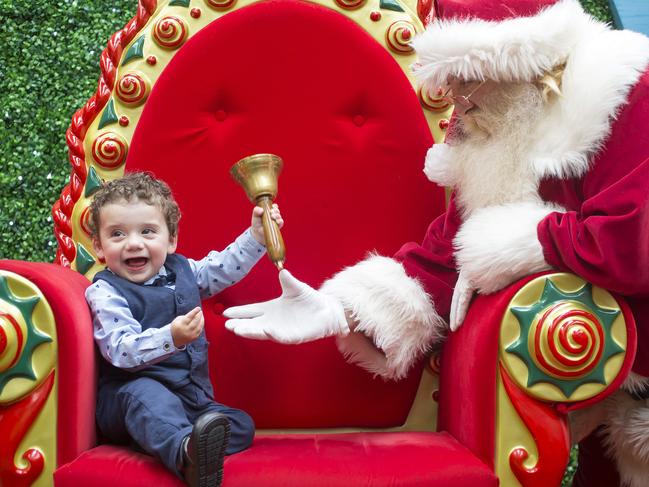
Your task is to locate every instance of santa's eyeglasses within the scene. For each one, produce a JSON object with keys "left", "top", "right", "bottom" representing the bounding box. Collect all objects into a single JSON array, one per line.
[{"left": 441, "top": 80, "right": 486, "bottom": 109}]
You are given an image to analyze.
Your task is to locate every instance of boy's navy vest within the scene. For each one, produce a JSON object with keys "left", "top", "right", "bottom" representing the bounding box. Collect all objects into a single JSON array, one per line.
[{"left": 93, "top": 254, "right": 214, "bottom": 397}]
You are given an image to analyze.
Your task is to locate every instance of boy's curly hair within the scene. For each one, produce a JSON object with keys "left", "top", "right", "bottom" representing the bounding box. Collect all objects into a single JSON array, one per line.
[{"left": 88, "top": 172, "right": 181, "bottom": 237}]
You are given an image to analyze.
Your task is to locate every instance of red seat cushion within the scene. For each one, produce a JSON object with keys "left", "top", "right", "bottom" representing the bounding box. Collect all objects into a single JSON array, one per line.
[{"left": 54, "top": 433, "right": 497, "bottom": 487}]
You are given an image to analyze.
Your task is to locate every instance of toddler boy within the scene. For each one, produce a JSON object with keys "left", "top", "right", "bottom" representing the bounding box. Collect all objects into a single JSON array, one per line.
[{"left": 86, "top": 172, "right": 283, "bottom": 487}]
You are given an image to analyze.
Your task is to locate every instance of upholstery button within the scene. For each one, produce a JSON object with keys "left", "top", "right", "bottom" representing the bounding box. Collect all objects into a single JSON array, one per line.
[
  {"left": 352, "top": 115, "right": 365, "bottom": 127},
  {"left": 215, "top": 110, "right": 227, "bottom": 121}
]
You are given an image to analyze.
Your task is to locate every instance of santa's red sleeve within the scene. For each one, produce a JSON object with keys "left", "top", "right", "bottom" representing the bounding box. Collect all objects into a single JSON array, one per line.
[
  {"left": 319, "top": 196, "right": 460, "bottom": 380},
  {"left": 393, "top": 195, "right": 461, "bottom": 319},
  {"left": 538, "top": 70, "right": 649, "bottom": 375}
]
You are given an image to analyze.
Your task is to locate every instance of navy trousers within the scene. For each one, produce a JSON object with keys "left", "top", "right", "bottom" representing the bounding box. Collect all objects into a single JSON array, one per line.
[{"left": 97, "top": 378, "right": 255, "bottom": 478}]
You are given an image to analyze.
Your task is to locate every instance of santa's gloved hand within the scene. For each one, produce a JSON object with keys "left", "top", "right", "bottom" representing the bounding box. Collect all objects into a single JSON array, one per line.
[
  {"left": 224, "top": 269, "right": 350, "bottom": 344},
  {"left": 449, "top": 272, "right": 475, "bottom": 332}
]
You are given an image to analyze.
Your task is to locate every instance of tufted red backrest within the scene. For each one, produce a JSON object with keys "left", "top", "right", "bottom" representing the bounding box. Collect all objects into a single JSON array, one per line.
[{"left": 125, "top": 0, "right": 445, "bottom": 429}]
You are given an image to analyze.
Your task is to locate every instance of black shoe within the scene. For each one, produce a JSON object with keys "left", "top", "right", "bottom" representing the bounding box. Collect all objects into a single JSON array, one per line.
[{"left": 183, "top": 412, "right": 231, "bottom": 487}]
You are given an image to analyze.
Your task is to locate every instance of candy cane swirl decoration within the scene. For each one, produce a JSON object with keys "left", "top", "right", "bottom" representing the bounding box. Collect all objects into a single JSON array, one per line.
[
  {"left": 0, "top": 313, "right": 24, "bottom": 376},
  {"left": 386, "top": 20, "right": 415, "bottom": 54},
  {"left": 92, "top": 132, "right": 129, "bottom": 170},
  {"left": 532, "top": 302, "right": 604, "bottom": 379},
  {"left": 419, "top": 86, "right": 451, "bottom": 112},
  {"left": 335, "top": 0, "right": 367, "bottom": 10},
  {"left": 205, "top": 0, "right": 237, "bottom": 10},
  {"left": 153, "top": 16, "right": 188, "bottom": 49},
  {"left": 503, "top": 276, "right": 625, "bottom": 401},
  {"left": 116, "top": 72, "right": 151, "bottom": 106}
]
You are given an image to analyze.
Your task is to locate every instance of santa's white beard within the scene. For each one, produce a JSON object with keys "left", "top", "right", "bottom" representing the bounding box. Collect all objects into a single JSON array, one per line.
[{"left": 445, "top": 83, "right": 546, "bottom": 217}]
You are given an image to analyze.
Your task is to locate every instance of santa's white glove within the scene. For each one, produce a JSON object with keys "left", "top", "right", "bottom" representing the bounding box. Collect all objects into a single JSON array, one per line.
[
  {"left": 223, "top": 269, "right": 350, "bottom": 344},
  {"left": 449, "top": 272, "right": 475, "bottom": 332}
]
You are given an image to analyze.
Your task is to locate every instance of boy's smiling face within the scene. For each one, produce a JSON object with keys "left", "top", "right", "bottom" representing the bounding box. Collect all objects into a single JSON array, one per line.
[{"left": 93, "top": 198, "right": 178, "bottom": 283}]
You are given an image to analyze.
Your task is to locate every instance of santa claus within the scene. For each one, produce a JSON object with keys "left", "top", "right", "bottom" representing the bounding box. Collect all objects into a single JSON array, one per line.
[{"left": 225, "top": 1, "right": 649, "bottom": 485}]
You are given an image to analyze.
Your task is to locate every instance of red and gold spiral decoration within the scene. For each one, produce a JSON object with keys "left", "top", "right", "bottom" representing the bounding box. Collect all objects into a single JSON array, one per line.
[
  {"left": 419, "top": 86, "right": 451, "bottom": 112},
  {"left": 116, "top": 72, "right": 151, "bottom": 106},
  {"left": 501, "top": 274, "right": 626, "bottom": 402},
  {"left": 91, "top": 132, "right": 129, "bottom": 170},
  {"left": 0, "top": 271, "right": 56, "bottom": 486},
  {"left": 386, "top": 21, "right": 415, "bottom": 54},
  {"left": 80, "top": 206, "right": 93, "bottom": 237},
  {"left": 0, "top": 313, "right": 24, "bottom": 375},
  {"left": 152, "top": 16, "right": 189, "bottom": 50},
  {"left": 205, "top": 0, "right": 238, "bottom": 11},
  {"left": 335, "top": 0, "right": 367, "bottom": 10},
  {"left": 532, "top": 302, "right": 603, "bottom": 379}
]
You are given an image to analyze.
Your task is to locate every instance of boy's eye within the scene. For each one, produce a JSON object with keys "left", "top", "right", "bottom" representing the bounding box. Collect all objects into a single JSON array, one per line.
[
  {"left": 111, "top": 230, "right": 125, "bottom": 238},
  {"left": 142, "top": 228, "right": 155, "bottom": 235}
]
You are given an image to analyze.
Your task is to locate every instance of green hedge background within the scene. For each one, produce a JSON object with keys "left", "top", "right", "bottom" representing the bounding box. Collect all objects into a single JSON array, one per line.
[
  {"left": 0, "top": 0, "right": 614, "bottom": 484},
  {"left": 0, "top": 0, "right": 613, "bottom": 262}
]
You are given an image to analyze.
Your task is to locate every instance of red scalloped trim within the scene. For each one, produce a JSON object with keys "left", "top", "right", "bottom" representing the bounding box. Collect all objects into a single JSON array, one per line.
[
  {"left": 500, "top": 364, "right": 570, "bottom": 487},
  {"left": 0, "top": 372, "right": 55, "bottom": 487},
  {"left": 53, "top": 0, "right": 158, "bottom": 267}
]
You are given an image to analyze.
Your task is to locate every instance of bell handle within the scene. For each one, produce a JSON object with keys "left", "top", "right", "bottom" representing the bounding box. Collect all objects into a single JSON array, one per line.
[{"left": 258, "top": 196, "right": 285, "bottom": 270}]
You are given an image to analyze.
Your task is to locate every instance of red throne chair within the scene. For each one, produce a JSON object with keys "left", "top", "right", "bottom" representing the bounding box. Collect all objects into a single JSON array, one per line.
[{"left": 0, "top": 1, "right": 636, "bottom": 486}]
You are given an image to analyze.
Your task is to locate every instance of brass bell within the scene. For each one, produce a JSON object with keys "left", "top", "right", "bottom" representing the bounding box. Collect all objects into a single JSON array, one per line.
[{"left": 230, "top": 154, "right": 286, "bottom": 270}]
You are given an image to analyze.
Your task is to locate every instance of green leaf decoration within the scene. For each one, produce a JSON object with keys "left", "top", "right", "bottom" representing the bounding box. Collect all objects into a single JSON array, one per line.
[
  {"left": 122, "top": 36, "right": 146, "bottom": 66},
  {"left": 170, "top": 0, "right": 191, "bottom": 6},
  {"left": 75, "top": 243, "right": 96, "bottom": 275},
  {"left": 0, "top": 276, "right": 52, "bottom": 395},
  {"left": 380, "top": 0, "right": 405, "bottom": 12},
  {"left": 506, "top": 279, "right": 624, "bottom": 397},
  {"left": 84, "top": 166, "right": 103, "bottom": 198},
  {"left": 98, "top": 98, "right": 119, "bottom": 130}
]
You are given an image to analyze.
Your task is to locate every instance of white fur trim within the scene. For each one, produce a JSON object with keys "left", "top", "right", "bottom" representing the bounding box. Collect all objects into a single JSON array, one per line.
[
  {"left": 423, "top": 143, "right": 457, "bottom": 186},
  {"left": 412, "top": 0, "right": 589, "bottom": 86},
  {"left": 528, "top": 26, "right": 649, "bottom": 179},
  {"left": 604, "top": 392, "right": 649, "bottom": 487},
  {"left": 320, "top": 254, "right": 444, "bottom": 380},
  {"left": 623, "top": 372, "right": 649, "bottom": 397},
  {"left": 454, "top": 201, "right": 561, "bottom": 293},
  {"left": 412, "top": 0, "right": 649, "bottom": 180}
]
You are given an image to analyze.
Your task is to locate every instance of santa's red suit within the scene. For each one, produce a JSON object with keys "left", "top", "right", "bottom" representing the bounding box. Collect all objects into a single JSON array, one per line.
[{"left": 323, "top": 1, "right": 649, "bottom": 485}]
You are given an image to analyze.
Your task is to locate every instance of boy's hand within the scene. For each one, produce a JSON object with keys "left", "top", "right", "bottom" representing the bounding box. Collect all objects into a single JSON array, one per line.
[
  {"left": 251, "top": 204, "right": 284, "bottom": 245},
  {"left": 171, "top": 307, "right": 204, "bottom": 348}
]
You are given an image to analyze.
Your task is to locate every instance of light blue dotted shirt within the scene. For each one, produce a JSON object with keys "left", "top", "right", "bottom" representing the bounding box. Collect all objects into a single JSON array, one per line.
[{"left": 86, "top": 229, "right": 265, "bottom": 370}]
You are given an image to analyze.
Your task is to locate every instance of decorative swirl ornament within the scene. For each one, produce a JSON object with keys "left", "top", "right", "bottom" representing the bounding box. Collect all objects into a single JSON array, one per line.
[
  {"left": 116, "top": 72, "right": 151, "bottom": 106},
  {"left": 80, "top": 206, "right": 93, "bottom": 237},
  {"left": 335, "top": 0, "right": 367, "bottom": 10},
  {"left": 419, "top": 86, "right": 451, "bottom": 112},
  {"left": 205, "top": 0, "right": 237, "bottom": 10},
  {"left": 152, "top": 16, "right": 189, "bottom": 49},
  {"left": 0, "top": 273, "right": 53, "bottom": 404},
  {"left": 386, "top": 21, "right": 415, "bottom": 54},
  {"left": 91, "top": 132, "right": 129, "bottom": 169},
  {"left": 501, "top": 275, "right": 625, "bottom": 401}
]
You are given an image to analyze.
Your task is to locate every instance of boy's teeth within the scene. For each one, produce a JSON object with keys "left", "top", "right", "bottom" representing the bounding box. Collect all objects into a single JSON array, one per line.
[{"left": 126, "top": 258, "right": 147, "bottom": 266}]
